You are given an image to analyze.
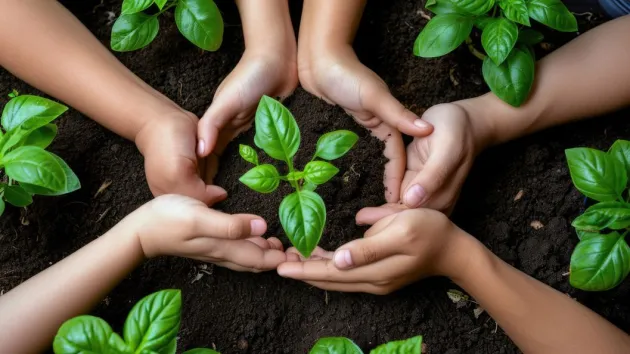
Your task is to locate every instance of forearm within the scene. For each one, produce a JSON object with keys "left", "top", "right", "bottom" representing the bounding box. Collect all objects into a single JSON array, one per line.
[
  {"left": 0, "top": 225, "right": 144, "bottom": 353},
  {"left": 452, "top": 234, "right": 630, "bottom": 353},
  {"left": 0, "top": 0, "right": 181, "bottom": 141},
  {"left": 459, "top": 15, "right": 630, "bottom": 148},
  {"left": 236, "top": 0, "right": 295, "bottom": 55},
  {"left": 300, "top": 0, "right": 366, "bottom": 50}
]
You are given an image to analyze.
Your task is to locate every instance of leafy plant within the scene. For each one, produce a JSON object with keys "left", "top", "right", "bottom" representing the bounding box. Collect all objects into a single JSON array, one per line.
[
  {"left": 310, "top": 336, "right": 423, "bottom": 354},
  {"left": 53, "top": 290, "right": 219, "bottom": 354},
  {"left": 239, "top": 96, "right": 359, "bottom": 258},
  {"left": 111, "top": 0, "right": 223, "bottom": 52},
  {"left": 0, "top": 93, "right": 80, "bottom": 217},
  {"left": 565, "top": 140, "right": 630, "bottom": 291},
  {"left": 415, "top": 0, "right": 577, "bottom": 107}
]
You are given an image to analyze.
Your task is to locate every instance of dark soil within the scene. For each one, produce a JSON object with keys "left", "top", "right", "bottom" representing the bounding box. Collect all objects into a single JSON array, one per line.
[{"left": 0, "top": 1, "right": 626, "bottom": 353}]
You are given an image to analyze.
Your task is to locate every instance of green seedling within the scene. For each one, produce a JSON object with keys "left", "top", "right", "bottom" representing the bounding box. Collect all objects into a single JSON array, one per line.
[
  {"left": 239, "top": 96, "right": 359, "bottom": 258},
  {"left": 0, "top": 94, "right": 80, "bottom": 217},
  {"left": 310, "top": 336, "right": 423, "bottom": 354},
  {"left": 54, "top": 290, "right": 218, "bottom": 354},
  {"left": 7, "top": 89, "right": 19, "bottom": 99},
  {"left": 565, "top": 140, "right": 630, "bottom": 291},
  {"left": 111, "top": 0, "right": 223, "bottom": 52},
  {"left": 415, "top": 0, "right": 577, "bottom": 107}
]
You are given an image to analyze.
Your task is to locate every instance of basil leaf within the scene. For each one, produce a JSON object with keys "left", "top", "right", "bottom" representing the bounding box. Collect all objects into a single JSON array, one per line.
[
  {"left": 239, "top": 164, "right": 280, "bottom": 193},
  {"left": 111, "top": 13, "right": 159, "bottom": 52},
  {"left": 309, "top": 337, "right": 363, "bottom": 354},
  {"left": 287, "top": 171, "right": 305, "bottom": 182},
  {"left": 304, "top": 161, "right": 339, "bottom": 185},
  {"left": 482, "top": 45, "right": 535, "bottom": 107},
  {"left": 53, "top": 315, "right": 129, "bottom": 354},
  {"left": 414, "top": 14, "right": 474, "bottom": 58},
  {"left": 474, "top": 16, "right": 494, "bottom": 30},
  {"left": 280, "top": 190, "right": 326, "bottom": 258},
  {"left": 371, "top": 336, "right": 423, "bottom": 354},
  {"left": 449, "top": 0, "right": 495, "bottom": 14},
  {"left": 481, "top": 18, "right": 518, "bottom": 65},
  {"left": 315, "top": 130, "right": 359, "bottom": 161},
  {"left": 175, "top": 0, "right": 224, "bottom": 51},
  {"left": 1, "top": 95, "right": 67, "bottom": 132},
  {"left": 239, "top": 144, "right": 259, "bottom": 165},
  {"left": 123, "top": 290, "right": 182, "bottom": 353},
  {"left": 303, "top": 181, "right": 318, "bottom": 192},
  {"left": 609, "top": 140, "right": 630, "bottom": 177},
  {"left": 2, "top": 146, "right": 66, "bottom": 192},
  {"left": 155, "top": 0, "right": 168, "bottom": 10},
  {"left": 566, "top": 148, "right": 626, "bottom": 202},
  {"left": 527, "top": 0, "right": 578, "bottom": 32},
  {"left": 121, "top": 0, "right": 154, "bottom": 15},
  {"left": 23, "top": 124, "right": 57, "bottom": 149},
  {"left": 572, "top": 202, "right": 630, "bottom": 231},
  {"left": 183, "top": 349, "right": 221, "bottom": 354},
  {"left": 499, "top": 0, "right": 530, "bottom": 26},
  {"left": 159, "top": 338, "right": 177, "bottom": 354},
  {"left": 426, "top": 0, "right": 460, "bottom": 15},
  {"left": 0, "top": 198, "right": 5, "bottom": 217},
  {"left": 517, "top": 29, "right": 544, "bottom": 45},
  {"left": 254, "top": 96, "right": 301, "bottom": 162},
  {"left": 570, "top": 232, "right": 630, "bottom": 291},
  {"left": 2, "top": 184, "right": 33, "bottom": 207},
  {"left": 16, "top": 152, "right": 80, "bottom": 196}
]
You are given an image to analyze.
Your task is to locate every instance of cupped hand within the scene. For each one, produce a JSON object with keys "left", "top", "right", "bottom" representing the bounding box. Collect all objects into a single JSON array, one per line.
[
  {"left": 278, "top": 208, "right": 470, "bottom": 294},
  {"left": 122, "top": 194, "right": 288, "bottom": 273},
  {"left": 134, "top": 110, "right": 227, "bottom": 205},
  {"left": 298, "top": 45, "right": 433, "bottom": 202}
]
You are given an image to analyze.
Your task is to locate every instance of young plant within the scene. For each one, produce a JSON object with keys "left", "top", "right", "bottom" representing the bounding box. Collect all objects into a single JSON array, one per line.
[
  {"left": 0, "top": 93, "right": 80, "bottom": 217},
  {"left": 565, "top": 140, "right": 630, "bottom": 291},
  {"left": 54, "top": 290, "right": 219, "bottom": 354},
  {"left": 310, "top": 336, "right": 423, "bottom": 354},
  {"left": 239, "top": 96, "right": 359, "bottom": 258},
  {"left": 414, "top": 0, "right": 577, "bottom": 107},
  {"left": 111, "top": 0, "right": 223, "bottom": 52}
]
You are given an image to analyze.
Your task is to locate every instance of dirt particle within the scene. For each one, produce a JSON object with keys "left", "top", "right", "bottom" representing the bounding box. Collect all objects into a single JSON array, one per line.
[{"left": 530, "top": 220, "right": 544, "bottom": 230}]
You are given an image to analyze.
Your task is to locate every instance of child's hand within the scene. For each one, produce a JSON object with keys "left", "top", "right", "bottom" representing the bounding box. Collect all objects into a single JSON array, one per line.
[
  {"left": 120, "top": 195, "right": 287, "bottom": 272},
  {"left": 277, "top": 208, "right": 474, "bottom": 294},
  {"left": 298, "top": 45, "right": 433, "bottom": 202}
]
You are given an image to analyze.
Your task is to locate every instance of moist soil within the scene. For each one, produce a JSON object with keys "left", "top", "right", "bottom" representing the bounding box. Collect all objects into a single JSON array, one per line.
[{"left": 0, "top": 1, "right": 626, "bottom": 353}]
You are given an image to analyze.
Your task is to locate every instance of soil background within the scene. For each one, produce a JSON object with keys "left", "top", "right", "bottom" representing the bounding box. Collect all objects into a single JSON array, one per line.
[{"left": 0, "top": 1, "right": 627, "bottom": 353}]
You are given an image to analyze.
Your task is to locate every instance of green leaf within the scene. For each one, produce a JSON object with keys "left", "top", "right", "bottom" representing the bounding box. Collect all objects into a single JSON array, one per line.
[
  {"left": 303, "top": 181, "right": 318, "bottom": 192},
  {"left": 123, "top": 290, "right": 182, "bottom": 353},
  {"left": 0, "top": 198, "right": 5, "bottom": 217},
  {"left": 121, "top": 0, "right": 154, "bottom": 15},
  {"left": 254, "top": 96, "right": 301, "bottom": 162},
  {"left": 570, "top": 232, "right": 630, "bottom": 291},
  {"left": 53, "top": 315, "right": 129, "bottom": 354},
  {"left": 309, "top": 337, "right": 363, "bottom": 354},
  {"left": 2, "top": 146, "right": 67, "bottom": 192},
  {"left": 182, "top": 349, "right": 221, "bottom": 354},
  {"left": 111, "top": 13, "right": 159, "bottom": 52},
  {"left": 304, "top": 161, "right": 339, "bottom": 185},
  {"left": 609, "top": 140, "right": 630, "bottom": 177},
  {"left": 1, "top": 95, "right": 67, "bottom": 132},
  {"left": 449, "top": 0, "right": 495, "bottom": 15},
  {"left": 576, "top": 229, "right": 601, "bottom": 241},
  {"left": 175, "top": 0, "right": 224, "bottom": 51},
  {"left": 527, "top": 0, "right": 578, "bottom": 32},
  {"left": 572, "top": 202, "right": 630, "bottom": 231},
  {"left": 414, "top": 14, "right": 474, "bottom": 58},
  {"left": 482, "top": 45, "right": 535, "bottom": 107},
  {"left": 474, "top": 16, "right": 494, "bottom": 30},
  {"left": 566, "top": 148, "right": 627, "bottom": 202},
  {"left": 426, "top": 0, "right": 460, "bottom": 15},
  {"left": 499, "top": 0, "right": 530, "bottom": 25},
  {"left": 2, "top": 184, "right": 33, "bottom": 207},
  {"left": 315, "top": 130, "right": 359, "bottom": 161},
  {"left": 286, "top": 171, "right": 305, "bottom": 182},
  {"left": 17, "top": 152, "right": 80, "bottom": 196},
  {"left": 481, "top": 18, "right": 518, "bottom": 65},
  {"left": 155, "top": 0, "right": 168, "bottom": 10},
  {"left": 239, "top": 164, "right": 280, "bottom": 194},
  {"left": 371, "top": 336, "right": 423, "bottom": 354},
  {"left": 23, "top": 124, "right": 57, "bottom": 149},
  {"left": 159, "top": 339, "right": 177, "bottom": 354},
  {"left": 239, "top": 144, "right": 259, "bottom": 165},
  {"left": 280, "top": 190, "right": 326, "bottom": 258},
  {"left": 517, "top": 29, "right": 544, "bottom": 45}
]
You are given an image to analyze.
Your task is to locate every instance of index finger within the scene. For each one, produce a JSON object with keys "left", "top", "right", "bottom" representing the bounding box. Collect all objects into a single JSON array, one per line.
[{"left": 277, "top": 256, "right": 403, "bottom": 283}]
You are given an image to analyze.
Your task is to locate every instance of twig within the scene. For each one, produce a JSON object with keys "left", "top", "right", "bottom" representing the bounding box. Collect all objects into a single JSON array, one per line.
[{"left": 466, "top": 37, "right": 486, "bottom": 61}]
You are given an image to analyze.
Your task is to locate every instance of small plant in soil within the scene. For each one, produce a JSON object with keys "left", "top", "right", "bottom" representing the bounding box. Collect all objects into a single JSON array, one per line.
[
  {"left": 239, "top": 96, "right": 359, "bottom": 258},
  {"left": 414, "top": 0, "right": 577, "bottom": 107},
  {"left": 0, "top": 93, "right": 80, "bottom": 217},
  {"left": 111, "top": 0, "right": 223, "bottom": 52},
  {"left": 310, "top": 335, "right": 423, "bottom": 353},
  {"left": 566, "top": 140, "right": 630, "bottom": 291},
  {"left": 54, "top": 290, "right": 218, "bottom": 354}
]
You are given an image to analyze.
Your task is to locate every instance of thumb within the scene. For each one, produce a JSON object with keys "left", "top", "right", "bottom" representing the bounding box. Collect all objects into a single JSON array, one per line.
[
  {"left": 403, "top": 150, "right": 458, "bottom": 208},
  {"left": 332, "top": 230, "right": 398, "bottom": 270},
  {"left": 197, "top": 98, "right": 240, "bottom": 157},
  {"left": 365, "top": 88, "right": 433, "bottom": 137},
  {"left": 194, "top": 209, "right": 268, "bottom": 239}
]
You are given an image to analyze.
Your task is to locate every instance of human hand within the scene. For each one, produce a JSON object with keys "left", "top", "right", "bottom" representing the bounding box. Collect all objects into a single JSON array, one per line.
[
  {"left": 278, "top": 208, "right": 474, "bottom": 294},
  {"left": 120, "top": 194, "right": 287, "bottom": 272},
  {"left": 298, "top": 44, "right": 433, "bottom": 202}
]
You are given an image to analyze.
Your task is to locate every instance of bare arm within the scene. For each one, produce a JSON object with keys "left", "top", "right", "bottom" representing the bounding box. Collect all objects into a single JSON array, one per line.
[{"left": 299, "top": 0, "right": 366, "bottom": 50}]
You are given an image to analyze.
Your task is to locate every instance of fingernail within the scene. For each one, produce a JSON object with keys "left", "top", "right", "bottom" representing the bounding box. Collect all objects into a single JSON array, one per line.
[
  {"left": 250, "top": 219, "right": 266, "bottom": 236},
  {"left": 197, "top": 139, "right": 206, "bottom": 156},
  {"left": 334, "top": 250, "right": 353, "bottom": 269},
  {"left": 405, "top": 184, "right": 427, "bottom": 208},
  {"left": 414, "top": 119, "right": 429, "bottom": 129}
]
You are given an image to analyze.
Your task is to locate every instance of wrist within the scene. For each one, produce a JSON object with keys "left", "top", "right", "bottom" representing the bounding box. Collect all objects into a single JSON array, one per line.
[
  {"left": 104, "top": 220, "right": 147, "bottom": 262},
  {"left": 134, "top": 109, "right": 195, "bottom": 157},
  {"left": 453, "top": 95, "right": 501, "bottom": 152},
  {"left": 439, "top": 228, "right": 492, "bottom": 283}
]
